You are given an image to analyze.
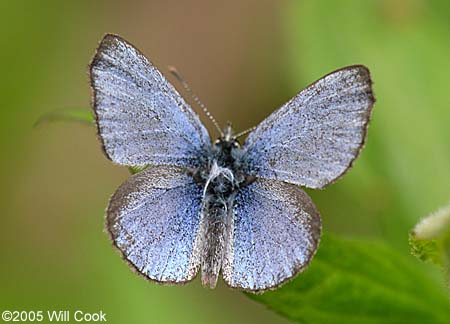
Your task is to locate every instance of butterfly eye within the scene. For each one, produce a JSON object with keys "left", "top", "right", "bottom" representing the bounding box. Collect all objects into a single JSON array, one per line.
[{"left": 232, "top": 141, "right": 240, "bottom": 148}]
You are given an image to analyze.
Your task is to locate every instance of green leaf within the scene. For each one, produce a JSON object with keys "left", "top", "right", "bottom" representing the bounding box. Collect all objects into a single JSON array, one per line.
[
  {"left": 410, "top": 203, "right": 450, "bottom": 286},
  {"left": 248, "top": 235, "right": 450, "bottom": 324},
  {"left": 128, "top": 165, "right": 148, "bottom": 175},
  {"left": 34, "top": 108, "right": 94, "bottom": 127}
]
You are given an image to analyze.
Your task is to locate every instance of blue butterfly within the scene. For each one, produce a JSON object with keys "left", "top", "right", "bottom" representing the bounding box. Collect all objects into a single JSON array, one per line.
[{"left": 90, "top": 34, "right": 374, "bottom": 292}]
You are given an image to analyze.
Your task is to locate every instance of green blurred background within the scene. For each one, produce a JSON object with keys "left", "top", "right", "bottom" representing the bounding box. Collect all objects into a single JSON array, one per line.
[{"left": 1, "top": 0, "right": 449, "bottom": 323}]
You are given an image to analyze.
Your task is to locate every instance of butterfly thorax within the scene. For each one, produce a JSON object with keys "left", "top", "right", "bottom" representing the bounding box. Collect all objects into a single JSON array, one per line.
[{"left": 192, "top": 136, "right": 246, "bottom": 190}]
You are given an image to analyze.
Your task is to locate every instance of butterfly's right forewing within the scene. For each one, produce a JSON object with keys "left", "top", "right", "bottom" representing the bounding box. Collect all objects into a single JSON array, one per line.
[{"left": 90, "top": 34, "right": 211, "bottom": 168}]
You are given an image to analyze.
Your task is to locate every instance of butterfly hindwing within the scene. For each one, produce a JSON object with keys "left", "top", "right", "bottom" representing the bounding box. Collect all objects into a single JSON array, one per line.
[
  {"left": 107, "top": 166, "right": 204, "bottom": 283},
  {"left": 90, "top": 34, "right": 211, "bottom": 168},
  {"left": 222, "top": 177, "right": 321, "bottom": 292},
  {"left": 242, "top": 65, "right": 374, "bottom": 189}
]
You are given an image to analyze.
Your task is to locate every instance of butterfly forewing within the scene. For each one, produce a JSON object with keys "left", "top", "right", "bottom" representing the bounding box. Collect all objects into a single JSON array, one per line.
[
  {"left": 242, "top": 65, "right": 374, "bottom": 189},
  {"left": 90, "top": 34, "right": 211, "bottom": 168},
  {"left": 222, "top": 177, "right": 321, "bottom": 292},
  {"left": 107, "top": 166, "right": 204, "bottom": 283}
]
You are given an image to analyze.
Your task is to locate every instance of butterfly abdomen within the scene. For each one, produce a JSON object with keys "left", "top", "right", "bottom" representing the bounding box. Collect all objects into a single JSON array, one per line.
[{"left": 199, "top": 197, "right": 233, "bottom": 288}]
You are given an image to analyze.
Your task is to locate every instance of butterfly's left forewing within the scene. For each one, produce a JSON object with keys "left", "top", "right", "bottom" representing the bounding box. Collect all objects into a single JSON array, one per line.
[
  {"left": 107, "top": 166, "right": 204, "bottom": 283},
  {"left": 222, "top": 177, "right": 321, "bottom": 292}
]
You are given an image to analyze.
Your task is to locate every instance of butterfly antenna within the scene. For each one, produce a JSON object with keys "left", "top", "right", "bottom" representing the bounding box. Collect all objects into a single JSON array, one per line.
[
  {"left": 233, "top": 126, "right": 256, "bottom": 140},
  {"left": 168, "top": 66, "right": 223, "bottom": 137}
]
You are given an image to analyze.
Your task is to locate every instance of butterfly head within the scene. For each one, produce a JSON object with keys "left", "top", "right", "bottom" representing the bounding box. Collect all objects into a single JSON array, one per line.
[{"left": 214, "top": 123, "right": 240, "bottom": 148}]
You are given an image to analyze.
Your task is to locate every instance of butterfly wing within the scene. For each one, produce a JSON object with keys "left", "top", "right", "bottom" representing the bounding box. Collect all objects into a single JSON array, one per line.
[
  {"left": 222, "top": 177, "right": 321, "bottom": 292},
  {"left": 107, "top": 166, "right": 204, "bottom": 283},
  {"left": 242, "top": 65, "right": 374, "bottom": 189},
  {"left": 90, "top": 34, "right": 211, "bottom": 168}
]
